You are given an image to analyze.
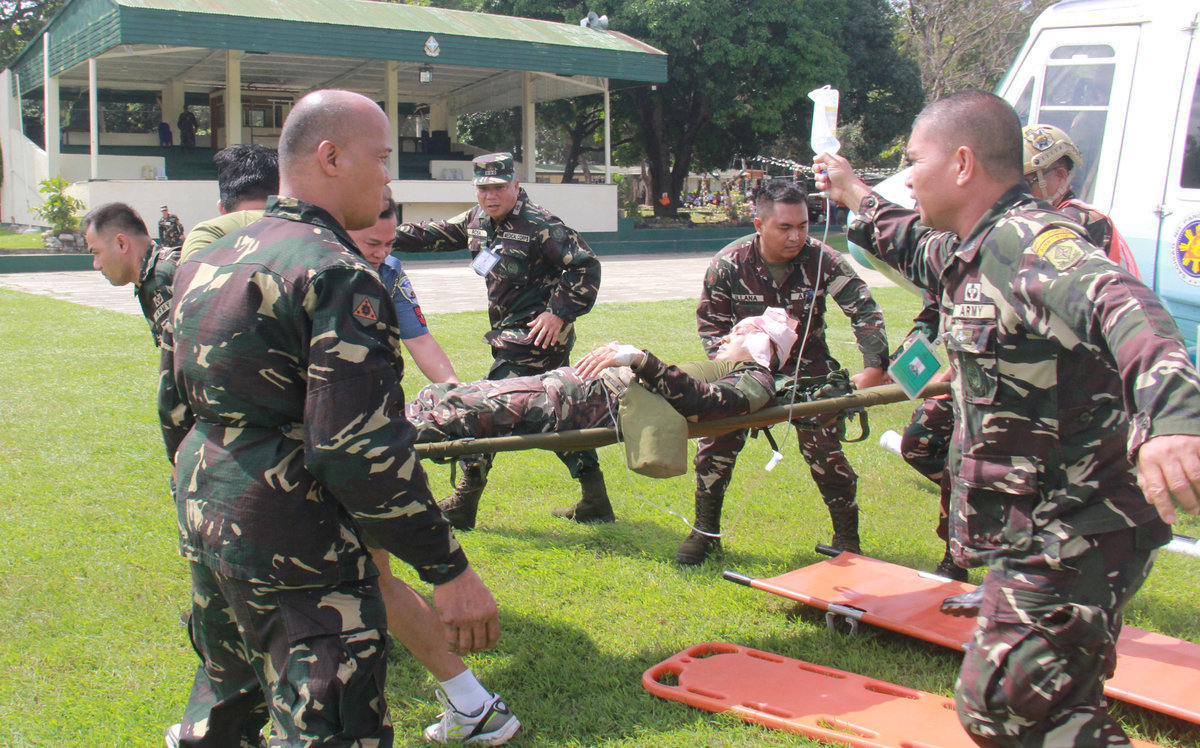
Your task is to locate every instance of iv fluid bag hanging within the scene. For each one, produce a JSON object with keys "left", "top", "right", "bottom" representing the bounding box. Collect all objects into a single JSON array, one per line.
[{"left": 809, "top": 85, "right": 840, "bottom": 156}]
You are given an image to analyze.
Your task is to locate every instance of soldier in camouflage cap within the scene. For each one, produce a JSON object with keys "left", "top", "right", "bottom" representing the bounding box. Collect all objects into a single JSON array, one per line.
[
  {"left": 816, "top": 90, "right": 1200, "bottom": 748},
  {"left": 158, "top": 204, "right": 185, "bottom": 249},
  {"left": 392, "top": 151, "right": 607, "bottom": 531},
  {"left": 159, "top": 89, "right": 501, "bottom": 747},
  {"left": 82, "top": 202, "right": 179, "bottom": 348}
]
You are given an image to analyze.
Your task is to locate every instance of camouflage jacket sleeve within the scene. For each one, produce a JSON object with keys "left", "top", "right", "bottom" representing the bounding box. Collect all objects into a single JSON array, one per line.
[
  {"left": 299, "top": 266, "right": 468, "bottom": 584},
  {"left": 847, "top": 193, "right": 956, "bottom": 291},
  {"left": 157, "top": 318, "right": 192, "bottom": 463},
  {"left": 633, "top": 353, "right": 775, "bottom": 419},
  {"left": 697, "top": 256, "right": 737, "bottom": 358},
  {"left": 135, "top": 244, "right": 179, "bottom": 348},
  {"left": 535, "top": 220, "right": 600, "bottom": 323},
  {"left": 822, "top": 245, "right": 889, "bottom": 369},
  {"left": 1011, "top": 230, "right": 1200, "bottom": 457},
  {"left": 392, "top": 210, "right": 472, "bottom": 253},
  {"left": 896, "top": 289, "right": 940, "bottom": 359}
]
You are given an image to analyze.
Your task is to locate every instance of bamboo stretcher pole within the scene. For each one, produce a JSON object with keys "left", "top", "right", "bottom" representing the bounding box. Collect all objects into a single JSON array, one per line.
[{"left": 412, "top": 382, "right": 950, "bottom": 460}]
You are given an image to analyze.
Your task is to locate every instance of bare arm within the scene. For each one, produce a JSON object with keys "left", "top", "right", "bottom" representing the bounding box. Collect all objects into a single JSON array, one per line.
[{"left": 402, "top": 333, "right": 459, "bottom": 384}]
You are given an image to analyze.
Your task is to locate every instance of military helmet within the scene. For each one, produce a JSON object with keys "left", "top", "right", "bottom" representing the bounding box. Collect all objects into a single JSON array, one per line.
[{"left": 1022, "top": 124, "right": 1083, "bottom": 174}]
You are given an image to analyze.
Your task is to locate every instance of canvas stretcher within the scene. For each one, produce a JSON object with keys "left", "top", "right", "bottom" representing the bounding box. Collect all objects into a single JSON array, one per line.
[{"left": 724, "top": 551, "right": 1200, "bottom": 725}]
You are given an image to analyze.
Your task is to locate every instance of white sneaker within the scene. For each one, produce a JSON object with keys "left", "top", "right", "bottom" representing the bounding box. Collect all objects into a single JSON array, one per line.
[
  {"left": 164, "top": 723, "right": 181, "bottom": 748},
  {"left": 422, "top": 690, "right": 521, "bottom": 745}
]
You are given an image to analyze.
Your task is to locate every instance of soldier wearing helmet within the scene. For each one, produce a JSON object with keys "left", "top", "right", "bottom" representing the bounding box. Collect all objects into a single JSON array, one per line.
[{"left": 1022, "top": 124, "right": 1140, "bottom": 275}]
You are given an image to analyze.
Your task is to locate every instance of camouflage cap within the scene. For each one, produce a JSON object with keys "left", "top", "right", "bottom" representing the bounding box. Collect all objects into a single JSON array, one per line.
[{"left": 473, "top": 153, "right": 515, "bottom": 185}]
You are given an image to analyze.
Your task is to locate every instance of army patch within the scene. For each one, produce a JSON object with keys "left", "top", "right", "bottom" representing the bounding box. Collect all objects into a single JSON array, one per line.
[
  {"left": 1032, "top": 228, "right": 1086, "bottom": 271},
  {"left": 467, "top": 228, "right": 488, "bottom": 238},
  {"left": 352, "top": 294, "right": 380, "bottom": 324}
]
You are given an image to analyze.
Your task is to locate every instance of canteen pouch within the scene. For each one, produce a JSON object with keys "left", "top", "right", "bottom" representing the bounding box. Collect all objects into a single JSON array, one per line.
[{"left": 617, "top": 381, "right": 688, "bottom": 478}]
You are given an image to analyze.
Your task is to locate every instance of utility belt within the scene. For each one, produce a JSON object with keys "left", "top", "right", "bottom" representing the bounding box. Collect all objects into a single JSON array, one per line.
[{"left": 754, "top": 368, "right": 869, "bottom": 449}]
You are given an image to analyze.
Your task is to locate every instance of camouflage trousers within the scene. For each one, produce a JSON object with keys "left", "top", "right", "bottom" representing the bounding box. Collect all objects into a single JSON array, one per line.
[
  {"left": 453, "top": 350, "right": 601, "bottom": 488},
  {"left": 178, "top": 562, "right": 393, "bottom": 747},
  {"left": 899, "top": 395, "right": 953, "bottom": 540},
  {"left": 956, "top": 524, "right": 1167, "bottom": 747},
  {"left": 694, "top": 420, "right": 858, "bottom": 510}
]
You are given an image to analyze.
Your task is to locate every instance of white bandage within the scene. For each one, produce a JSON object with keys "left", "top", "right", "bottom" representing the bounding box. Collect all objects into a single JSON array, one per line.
[{"left": 607, "top": 343, "right": 644, "bottom": 366}]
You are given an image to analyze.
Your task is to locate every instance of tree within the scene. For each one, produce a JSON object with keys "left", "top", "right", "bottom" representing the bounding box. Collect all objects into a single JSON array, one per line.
[
  {"left": 614, "top": 0, "right": 848, "bottom": 216},
  {"left": 0, "top": 0, "right": 64, "bottom": 66},
  {"left": 892, "top": 0, "right": 1054, "bottom": 102}
]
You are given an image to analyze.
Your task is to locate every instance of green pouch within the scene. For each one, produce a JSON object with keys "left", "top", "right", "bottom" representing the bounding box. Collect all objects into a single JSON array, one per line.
[{"left": 617, "top": 381, "right": 688, "bottom": 478}]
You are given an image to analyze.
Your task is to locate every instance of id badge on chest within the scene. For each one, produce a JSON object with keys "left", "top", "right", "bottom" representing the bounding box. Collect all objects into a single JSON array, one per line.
[{"left": 472, "top": 245, "right": 500, "bottom": 277}]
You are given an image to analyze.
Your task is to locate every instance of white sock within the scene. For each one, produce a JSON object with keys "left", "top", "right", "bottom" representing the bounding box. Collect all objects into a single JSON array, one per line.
[{"left": 440, "top": 669, "right": 491, "bottom": 715}]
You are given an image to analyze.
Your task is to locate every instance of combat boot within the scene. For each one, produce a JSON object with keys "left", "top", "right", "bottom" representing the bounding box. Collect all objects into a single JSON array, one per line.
[
  {"left": 933, "top": 545, "right": 968, "bottom": 582},
  {"left": 675, "top": 492, "right": 723, "bottom": 565},
  {"left": 828, "top": 505, "right": 861, "bottom": 554},
  {"left": 438, "top": 465, "right": 487, "bottom": 531},
  {"left": 551, "top": 469, "right": 615, "bottom": 523}
]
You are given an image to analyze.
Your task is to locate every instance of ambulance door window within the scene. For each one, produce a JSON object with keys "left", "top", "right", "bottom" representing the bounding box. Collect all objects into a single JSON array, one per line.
[
  {"left": 1013, "top": 78, "right": 1034, "bottom": 125},
  {"left": 1180, "top": 70, "right": 1200, "bottom": 189},
  {"left": 1039, "top": 44, "right": 1116, "bottom": 202}
]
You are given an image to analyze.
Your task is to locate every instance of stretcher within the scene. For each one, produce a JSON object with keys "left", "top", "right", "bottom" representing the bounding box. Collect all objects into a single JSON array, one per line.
[
  {"left": 724, "top": 550, "right": 1200, "bottom": 725},
  {"left": 642, "top": 642, "right": 1163, "bottom": 748}
]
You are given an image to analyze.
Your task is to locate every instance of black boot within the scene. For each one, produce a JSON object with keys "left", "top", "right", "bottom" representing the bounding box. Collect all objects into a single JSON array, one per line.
[
  {"left": 551, "top": 470, "right": 615, "bottom": 523},
  {"left": 675, "top": 491, "right": 723, "bottom": 565},
  {"left": 438, "top": 463, "right": 487, "bottom": 531},
  {"left": 933, "top": 545, "right": 968, "bottom": 582},
  {"left": 941, "top": 587, "right": 983, "bottom": 617},
  {"left": 828, "top": 505, "right": 861, "bottom": 554}
]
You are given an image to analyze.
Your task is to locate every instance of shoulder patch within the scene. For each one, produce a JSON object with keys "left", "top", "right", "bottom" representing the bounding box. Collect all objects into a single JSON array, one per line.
[
  {"left": 352, "top": 293, "right": 380, "bottom": 324},
  {"left": 1032, "top": 228, "right": 1087, "bottom": 271}
]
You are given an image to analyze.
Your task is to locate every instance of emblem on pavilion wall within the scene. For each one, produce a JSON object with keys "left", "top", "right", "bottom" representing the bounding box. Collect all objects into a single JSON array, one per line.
[{"left": 424, "top": 36, "right": 440, "bottom": 57}]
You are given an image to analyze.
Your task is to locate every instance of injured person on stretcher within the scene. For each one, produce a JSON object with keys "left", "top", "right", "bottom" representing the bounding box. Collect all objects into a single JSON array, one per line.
[{"left": 405, "top": 309, "right": 796, "bottom": 448}]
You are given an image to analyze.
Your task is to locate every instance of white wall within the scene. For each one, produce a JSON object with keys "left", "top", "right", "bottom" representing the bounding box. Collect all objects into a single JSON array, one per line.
[
  {"left": 65, "top": 180, "right": 219, "bottom": 236},
  {"left": 60, "top": 154, "right": 165, "bottom": 182},
  {"left": 390, "top": 180, "right": 617, "bottom": 232}
]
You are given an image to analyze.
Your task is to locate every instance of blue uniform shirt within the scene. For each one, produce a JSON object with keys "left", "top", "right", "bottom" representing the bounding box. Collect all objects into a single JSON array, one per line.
[{"left": 378, "top": 255, "right": 429, "bottom": 340}]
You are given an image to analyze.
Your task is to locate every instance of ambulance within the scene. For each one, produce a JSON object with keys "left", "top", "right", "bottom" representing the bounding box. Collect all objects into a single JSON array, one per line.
[{"left": 850, "top": 0, "right": 1200, "bottom": 360}]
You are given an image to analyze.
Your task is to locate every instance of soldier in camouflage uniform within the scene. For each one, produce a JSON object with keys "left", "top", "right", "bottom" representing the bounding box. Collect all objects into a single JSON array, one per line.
[
  {"left": 82, "top": 202, "right": 179, "bottom": 347},
  {"left": 816, "top": 89, "right": 1200, "bottom": 748},
  {"left": 897, "top": 124, "right": 1145, "bottom": 584},
  {"left": 407, "top": 317, "right": 784, "bottom": 445},
  {"left": 159, "top": 90, "right": 502, "bottom": 748},
  {"left": 158, "top": 205, "right": 185, "bottom": 249},
  {"left": 391, "top": 152, "right": 607, "bottom": 531},
  {"left": 681, "top": 180, "right": 889, "bottom": 565}
]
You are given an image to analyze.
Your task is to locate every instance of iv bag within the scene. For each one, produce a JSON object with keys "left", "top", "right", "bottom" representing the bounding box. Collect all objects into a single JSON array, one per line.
[{"left": 808, "top": 85, "right": 840, "bottom": 156}]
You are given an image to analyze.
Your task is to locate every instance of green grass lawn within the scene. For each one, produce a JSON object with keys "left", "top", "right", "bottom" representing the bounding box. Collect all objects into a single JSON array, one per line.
[
  {"left": 1, "top": 286, "right": 1197, "bottom": 747},
  {"left": 0, "top": 229, "right": 46, "bottom": 253}
]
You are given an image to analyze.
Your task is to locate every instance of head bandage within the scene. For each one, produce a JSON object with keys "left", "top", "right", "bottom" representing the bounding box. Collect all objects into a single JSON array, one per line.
[{"left": 731, "top": 307, "right": 798, "bottom": 367}]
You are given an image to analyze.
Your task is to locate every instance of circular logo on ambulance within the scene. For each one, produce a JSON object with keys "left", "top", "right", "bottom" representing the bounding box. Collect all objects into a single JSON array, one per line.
[{"left": 1172, "top": 212, "right": 1200, "bottom": 286}]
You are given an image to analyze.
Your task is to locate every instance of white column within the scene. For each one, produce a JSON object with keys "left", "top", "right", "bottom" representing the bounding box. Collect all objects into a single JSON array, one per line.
[
  {"left": 88, "top": 58, "right": 99, "bottom": 179},
  {"left": 225, "top": 50, "right": 243, "bottom": 147},
  {"left": 161, "top": 78, "right": 185, "bottom": 141},
  {"left": 603, "top": 80, "right": 611, "bottom": 185},
  {"left": 521, "top": 72, "right": 535, "bottom": 182},
  {"left": 385, "top": 60, "right": 398, "bottom": 177},
  {"left": 43, "top": 33, "right": 59, "bottom": 177}
]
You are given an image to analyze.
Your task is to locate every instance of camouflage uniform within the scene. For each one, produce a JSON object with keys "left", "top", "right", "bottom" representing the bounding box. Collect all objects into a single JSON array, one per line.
[
  {"left": 392, "top": 186, "right": 603, "bottom": 513},
  {"left": 900, "top": 192, "right": 1136, "bottom": 549},
  {"left": 159, "top": 212, "right": 185, "bottom": 248},
  {"left": 691, "top": 234, "right": 887, "bottom": 554},
  {"left": 849, "top": 186, "right": 1200, "bottom": 747},
  {"left": 159, "top": 196, "right": 468, "bottom": 747},
  {"left": 134, "top": 241, "right": 179, "bottom": 347},
  {"left": 407, "top": 354, "right": 774, "bottom": 443}
]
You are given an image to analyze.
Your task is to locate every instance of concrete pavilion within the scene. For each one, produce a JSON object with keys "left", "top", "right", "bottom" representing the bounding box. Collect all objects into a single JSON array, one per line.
[{"left": 0, "top": 0, "right": 667, "bottom": 232}]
